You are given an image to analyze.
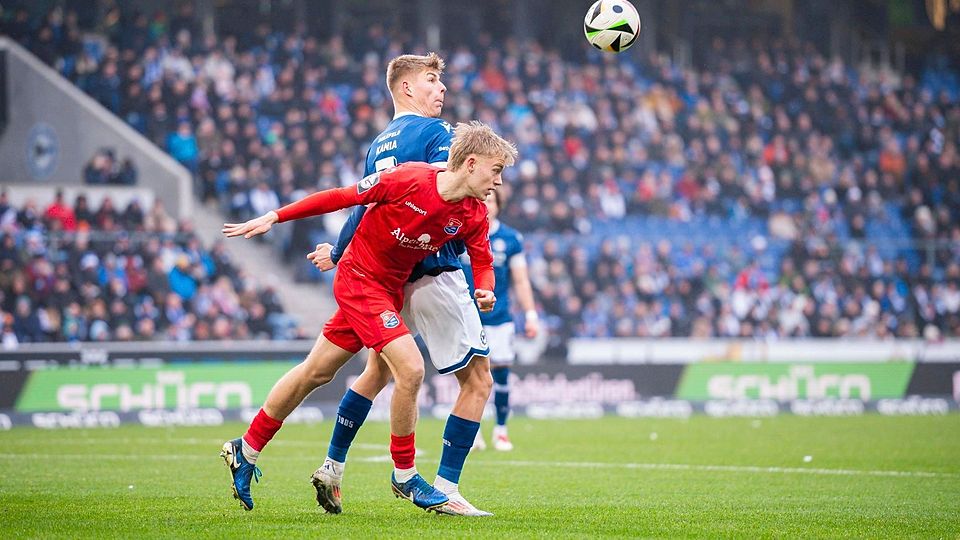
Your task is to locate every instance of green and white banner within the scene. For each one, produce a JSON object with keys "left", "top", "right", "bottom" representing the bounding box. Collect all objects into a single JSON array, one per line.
[
  {"left": 677, "top": 362, "right": 915, "bottom": 401},
  {"left": 15, "top": 362, "right": 299, "bottom": 412}
]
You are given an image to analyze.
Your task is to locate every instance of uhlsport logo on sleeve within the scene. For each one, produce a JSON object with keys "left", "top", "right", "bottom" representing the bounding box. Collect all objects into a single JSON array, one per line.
[
  {"left": 380, "top": 310, "right": 400, "bottom": 329},
  {"left": 443, "top": 218, "right": 462, "bottom": 235},
  {"left": 357, "top": 172, "right": 382, "bottom": 194}
]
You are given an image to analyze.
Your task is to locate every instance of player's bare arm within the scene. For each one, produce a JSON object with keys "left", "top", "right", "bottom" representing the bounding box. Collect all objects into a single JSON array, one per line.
[{"left": 222, "top": 211, "right": 279, "bottom": 239}]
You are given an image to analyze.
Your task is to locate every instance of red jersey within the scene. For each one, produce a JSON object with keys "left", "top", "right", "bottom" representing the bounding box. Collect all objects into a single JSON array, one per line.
[{"left": 276, "top": 162, "right": 494, "bottom": 294}]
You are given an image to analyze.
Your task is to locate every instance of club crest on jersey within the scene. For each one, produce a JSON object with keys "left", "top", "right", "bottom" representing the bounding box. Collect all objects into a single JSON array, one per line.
[
  {"left": 443, "top": 218, "right": 462, "bottom": 235},
  {"left": 380, "top": 310, "right": 400, "bottom": 329},
  {"left": 357, "top": 172, "right": 381, "bottom": 194}
]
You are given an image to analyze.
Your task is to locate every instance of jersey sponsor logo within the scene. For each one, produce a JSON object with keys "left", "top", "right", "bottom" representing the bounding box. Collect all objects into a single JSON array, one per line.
[
  {"left": 357, "top": 172, "right": 381, "bottom": 194},
  {"left": 376, "top": 128, "right": 401, "bottom": 143},
  {"left": 380, "top": 310, "right": 400, "bottom": 329},
  {"left": 405, "top": 201, "right": 427, "bottom": 215},
  {"left": 443, "top": 218, "right": 462, "bottom": 235},
  {"left": 375, "top": 140, "right": 398, "bottom": 154},
  {"left": 390, "top": 228, "right": 439, "bottom": 252}
]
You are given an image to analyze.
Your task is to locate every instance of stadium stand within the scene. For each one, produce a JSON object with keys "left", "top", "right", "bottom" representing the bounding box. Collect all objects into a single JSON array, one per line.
[
  {"left": 0, "top": 186, "right": 302, "bottom": 344},
  {"left": 3, "top": 4, "right": 958, "bottom": 345}
]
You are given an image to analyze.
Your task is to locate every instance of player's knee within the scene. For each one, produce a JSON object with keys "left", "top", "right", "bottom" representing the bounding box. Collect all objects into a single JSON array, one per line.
[
  {"left": 475, "top": 368, "right": 494, "bottom": 397},
  {"left": 393, "top": 363, "right": 425, "bottom": 393},
  {"left": 462, "top": 365, "right": 493, "bottom": 399},
  {"left": 302, "top": 363, "right": 336, "bottom": 386}
]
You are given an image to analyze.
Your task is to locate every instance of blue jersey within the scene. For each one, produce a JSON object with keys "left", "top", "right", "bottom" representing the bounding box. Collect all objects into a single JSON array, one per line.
[
  {"left": 331, "top": 114, "right": 465, "bottom": 282},
  {"left": 464, "top": 220, "right": 524, "bottom": 326}
]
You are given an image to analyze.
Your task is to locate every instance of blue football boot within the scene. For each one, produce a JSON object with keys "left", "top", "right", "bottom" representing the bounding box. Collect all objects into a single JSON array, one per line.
[
  {"left": 391, "top": 472, "right": 449, "bottom": 512},
  {"left": 220, "top": 438, "right": 262, "bottom": 511}
]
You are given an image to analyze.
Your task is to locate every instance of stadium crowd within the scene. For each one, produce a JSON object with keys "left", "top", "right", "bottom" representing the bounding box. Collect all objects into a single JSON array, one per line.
[
  {"left": 5, "top": 4, "right": 960, "bottom": 347},
  {"left": 0, "top": 189, "right": 300, "bottom": 345}
]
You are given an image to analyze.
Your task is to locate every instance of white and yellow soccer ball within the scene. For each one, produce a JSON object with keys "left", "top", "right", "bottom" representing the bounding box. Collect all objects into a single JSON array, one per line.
[{"left": 583, "top": 0, "right": 641, "bottom": 53}]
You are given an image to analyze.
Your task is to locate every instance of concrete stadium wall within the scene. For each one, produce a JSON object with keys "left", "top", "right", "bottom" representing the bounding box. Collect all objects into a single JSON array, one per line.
[{"left": 0, "top": 38, "right": 192, "bottom": 218}]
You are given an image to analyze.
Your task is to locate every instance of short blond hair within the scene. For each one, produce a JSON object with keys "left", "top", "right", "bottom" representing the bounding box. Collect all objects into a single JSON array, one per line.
[
  {"left": 446, "top": 121, "right": 519, "bottom": 172},
  {"left": 386, "top": 52, "right": 445, "bottom": 94}
]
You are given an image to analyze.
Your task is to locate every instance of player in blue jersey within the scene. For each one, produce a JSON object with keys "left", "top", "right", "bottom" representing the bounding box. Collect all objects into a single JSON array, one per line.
[
  {"left": 307, "top": 53, "right": 497, "bottom": 517},
  {"left": 465, "top": 189, "right": 539, "bottom": 452}
]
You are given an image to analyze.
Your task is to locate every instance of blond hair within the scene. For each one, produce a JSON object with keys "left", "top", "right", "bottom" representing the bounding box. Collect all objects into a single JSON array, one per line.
[
  {"left": 447, "top": 121, "right": 519, "bottom": 171},
  {"left": 386, "top": 52, "right": 445, "bottom": 94}
]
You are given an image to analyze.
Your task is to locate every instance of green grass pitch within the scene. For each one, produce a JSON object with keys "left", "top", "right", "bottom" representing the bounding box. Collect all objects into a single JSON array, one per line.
[{"left": 1, "top": 414, "right": 958, "bottom": 538}]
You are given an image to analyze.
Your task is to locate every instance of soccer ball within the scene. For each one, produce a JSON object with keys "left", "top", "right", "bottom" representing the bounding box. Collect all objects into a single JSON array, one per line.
[{"left": 583, "top": 0, "right": 641, "bottom": 53}]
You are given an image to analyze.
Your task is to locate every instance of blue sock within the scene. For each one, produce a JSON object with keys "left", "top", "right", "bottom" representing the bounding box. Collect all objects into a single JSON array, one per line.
[
  {"left": 327, "top": 389, "right": 372, "bottom": 463},
  {"left": 492, "top": 366, "right": 510, "bottom": 427},
  {"left": 437, "top": 414, "right": 480, "bottom": 484}
]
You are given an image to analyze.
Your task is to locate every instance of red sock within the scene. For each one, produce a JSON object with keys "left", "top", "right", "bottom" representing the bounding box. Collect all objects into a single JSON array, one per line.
[
  {"left": 390, "top": 432, "right": 416, "bottom": 469},
  {"left": 243, "top": 408, "right": 283, "bottom": 451}
]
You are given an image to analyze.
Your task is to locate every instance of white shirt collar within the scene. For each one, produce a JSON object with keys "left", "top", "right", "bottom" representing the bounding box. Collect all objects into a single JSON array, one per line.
[
  {"left": 489, "top": 219, "right": 501, "bottom": 235},
  {"left": 393, "top": 110, "right": 422, "bottom": 120}
]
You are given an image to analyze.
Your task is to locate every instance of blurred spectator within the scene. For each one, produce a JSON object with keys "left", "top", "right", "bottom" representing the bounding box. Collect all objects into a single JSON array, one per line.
[
  {"left": 83, "top": 148, "right": 138, "bottom": 185},
  {"left": 0, "top": 194, "right": 297, "bottom": 343}
]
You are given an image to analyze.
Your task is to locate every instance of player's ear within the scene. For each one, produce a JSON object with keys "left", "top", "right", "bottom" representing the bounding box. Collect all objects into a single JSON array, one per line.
[{"left": 404, "top": 82, "right": 413, "bottom": 97}]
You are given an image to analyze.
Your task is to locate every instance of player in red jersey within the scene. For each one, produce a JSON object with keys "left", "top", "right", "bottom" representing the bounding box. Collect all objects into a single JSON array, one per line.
[{"left": 218, "top": 121, "right": 518, "bottom": 513}]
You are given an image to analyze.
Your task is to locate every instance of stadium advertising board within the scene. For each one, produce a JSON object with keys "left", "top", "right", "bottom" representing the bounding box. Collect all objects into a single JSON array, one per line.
[
  {"left": 2, "top": 342, "right": 957, "bottom": 428},
  {"left": 7, "top": 360, "right": 683, "bottom": 414},
  {"left": 14, "top": 362, "right": 299, "bottom": 412},
  {"left": 676, "top": 362, "right": 915, "bottom": 401}
]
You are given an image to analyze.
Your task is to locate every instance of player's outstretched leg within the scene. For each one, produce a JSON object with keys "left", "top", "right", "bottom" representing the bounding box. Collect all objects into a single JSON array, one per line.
[
  {"left": 220, "top": 408, "right": 282, "bottom": 510},
  {"left": 220, "top": 438, "right": 263, "bottom": 511},
  {"left": 491, "top": 366, "right": 513, "bottom": 451}
]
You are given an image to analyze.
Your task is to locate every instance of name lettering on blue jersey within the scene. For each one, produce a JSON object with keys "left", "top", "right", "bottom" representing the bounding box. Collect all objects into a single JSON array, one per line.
[
  {"left": 376, "top": 140, "right": 398, "bottom": 154},
  {"left": 376, "top": 128, "right": 401, "bottom": 142}
]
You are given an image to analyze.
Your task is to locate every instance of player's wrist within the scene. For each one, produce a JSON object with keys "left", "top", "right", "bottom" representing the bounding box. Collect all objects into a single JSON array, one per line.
[{"left": 525, "top": 309, "right": 539, "bottom": 322}]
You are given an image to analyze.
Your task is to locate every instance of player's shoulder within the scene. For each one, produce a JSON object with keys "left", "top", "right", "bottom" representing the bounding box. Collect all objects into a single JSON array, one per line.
[{"left": 412, "top": 116, "right": 453, "bottom": 137}]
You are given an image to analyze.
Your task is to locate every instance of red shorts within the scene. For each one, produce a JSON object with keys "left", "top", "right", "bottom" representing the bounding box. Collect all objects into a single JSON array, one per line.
[{"left": 322, "top": 261, "right": 410, "bottom": 353}]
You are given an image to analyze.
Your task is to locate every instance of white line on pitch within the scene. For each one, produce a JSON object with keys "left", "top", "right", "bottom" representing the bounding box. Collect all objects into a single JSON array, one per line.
[
  {"left": 0, "top": 453, "right": 954, "bottom": 480},
  {"left": 1, "top": 437, "right": 389, "bottom": 451},
  {"left": 353, "top": 456, "right": 959, "bottom": 480}
]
